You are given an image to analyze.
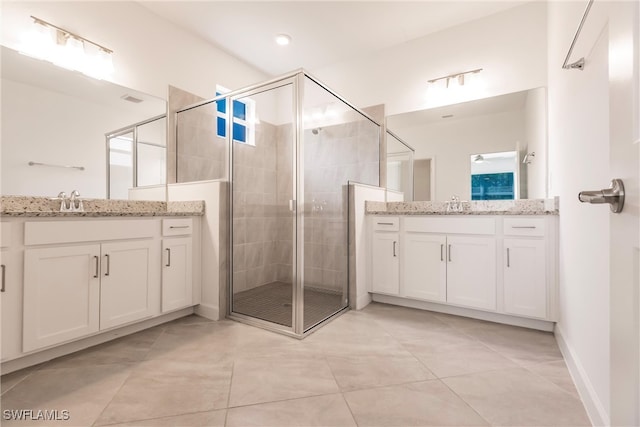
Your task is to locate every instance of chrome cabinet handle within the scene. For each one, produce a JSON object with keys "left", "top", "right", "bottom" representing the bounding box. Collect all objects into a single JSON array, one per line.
[
  {"left": 507, "top": 248, "right": 510, "bottom": 267},
  {"left": 377, "top": 222, "right": 394, "bottom": 226},
  {"left": 104, "top": 254, "right": 110, "bottom": 276},
  {"left": 1, "top": 264, "right": 5, "bottom": 292},
  {"left": 169, "top": 225, "right": 189, "bottom": 229},
  {"left": 392, "top": 241, "right": 397, "bottom": 257},
  {"left": 448, "top": 245, "right": 452, "bottom": 262},
  {"left": 166, "top": 248, "right": 171, "bottom": 267},
  {"left": 93, "top": 256, "right": 99, "bottom": 278},
  {"left": 440, "top": 244, "right": 444, "bottom": 261},
  {"left": 512, "top": 226, "right": 536, "bottom": 229}
]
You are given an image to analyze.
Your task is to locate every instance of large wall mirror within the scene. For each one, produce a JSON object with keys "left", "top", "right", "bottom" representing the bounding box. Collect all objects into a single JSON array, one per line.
[
  {"left": 386, "top": 87, "right": 547, "bottom": 201},
  {"left": 1, "top": 46, "right": 167, "bottom": 200}
]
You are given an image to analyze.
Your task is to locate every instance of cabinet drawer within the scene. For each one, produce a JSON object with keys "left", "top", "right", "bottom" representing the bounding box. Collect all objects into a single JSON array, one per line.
[
  {"left": 163, "top": 218, "right": 193, "bottom": 236},
  {"left": 503, "top": 218, "right": 546, "bottom": 237},
  {"left": 372, "top": 217, "right": 399, "bottom": 231},
  {"left": 404, "top": 217, "right": 495, "bottom": 235}
]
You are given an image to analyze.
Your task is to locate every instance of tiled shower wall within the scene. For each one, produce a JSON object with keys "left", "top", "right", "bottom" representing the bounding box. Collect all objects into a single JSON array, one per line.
[
  {"left": 232, "top": 116, "right": 378, "bottom": 296},
  {"left": 303, "top": 118, "right": 379, "bottom": 294},
  {"left": 232, "top": 121, "right": 294, "bottom": 294}
]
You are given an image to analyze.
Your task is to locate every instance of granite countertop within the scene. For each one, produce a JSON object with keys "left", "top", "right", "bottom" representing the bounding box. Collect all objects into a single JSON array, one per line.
[
  {"left": 0, "top": 196, "right": 205, "bottom": 217},
  {"left": 366, "top": 199, "right": 558, "bottom": 216}
]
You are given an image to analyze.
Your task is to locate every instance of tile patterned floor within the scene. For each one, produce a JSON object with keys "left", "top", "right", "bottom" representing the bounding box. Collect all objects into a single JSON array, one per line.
[{"left": 0, "top": 303, "right": 591, "bottom": 427}]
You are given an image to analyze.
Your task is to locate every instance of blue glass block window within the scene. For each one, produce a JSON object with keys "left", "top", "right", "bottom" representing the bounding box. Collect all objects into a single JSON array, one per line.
[
  {"left": 215, "top": 89, "right": 254, "bottom": 145},
  {"left": 471, "top": 172, "right": 515, "bottom": 200}
]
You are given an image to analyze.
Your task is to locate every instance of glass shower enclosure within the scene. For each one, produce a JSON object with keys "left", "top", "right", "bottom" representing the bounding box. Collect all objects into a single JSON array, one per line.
[{"left": 176, "top": 71, "right": 380, "bottom": 337}]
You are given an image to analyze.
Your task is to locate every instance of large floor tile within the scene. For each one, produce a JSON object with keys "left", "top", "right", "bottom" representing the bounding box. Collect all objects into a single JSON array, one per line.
[
  {"left": 1, "top": 365, "right": 41, "bottom": 396},
  {"left": 104, "top": 409, "right": 226, "bottom": 427},
  {"left": 343, "top": 379, "right": 488, "bottom": 426},
  {"left": 443, "top": 368, "right": 591, "bottom": 426},
  {"left": 1, "top": 364, "right": 133, "bottom": 427},
  {"left": 464, "top": 326, "right": 564, "bottom": 366},
  {"left": 326, "top": 354, "right": 435, "bottom": 391},
  {"left": 525, "top": 359, "right": 581, "bottom": 396},
  {"left": 411, "top": 342, "right": 519, "bottom": 378},
  {"left": 95, "top": 359, "right": 232, "bottom": 425},
  {"left": 226, "top": 394, "right": 356, "bottom": 427},
  {"left": 42, "top": 327, "right": 164, "bottom": 370},
  {"left": 228, "top": 356, "right": 339, "bottom": 407},
  {"left": 400, "top": 327, "right": 479, "bottom": 354}
]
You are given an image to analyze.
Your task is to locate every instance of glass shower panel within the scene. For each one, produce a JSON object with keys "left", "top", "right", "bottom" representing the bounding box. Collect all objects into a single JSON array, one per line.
[
  {"left": 230, "top": 83, "right": 296, "bottom": 328},
  {"left": 108, "top": 131, "right": 134, "bottom": 199},
  {"left": 176, "top": 101, "right": 226, "bottom": 182},
  {"left": 301, "top": 76, "right": 380, "bottom": 331},
  {"left": 136, "top": 116, "right": 167, "bottom": 187}
]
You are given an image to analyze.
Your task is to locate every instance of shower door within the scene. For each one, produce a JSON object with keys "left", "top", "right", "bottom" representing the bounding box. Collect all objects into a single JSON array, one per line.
[{"left": 230, "top": 80, "right": 297, "bottom": 331}]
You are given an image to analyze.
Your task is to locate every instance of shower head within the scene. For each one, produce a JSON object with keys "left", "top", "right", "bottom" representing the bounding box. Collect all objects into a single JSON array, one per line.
[{"left": 311, "top": 128, "right": 322, "bottom": 135}]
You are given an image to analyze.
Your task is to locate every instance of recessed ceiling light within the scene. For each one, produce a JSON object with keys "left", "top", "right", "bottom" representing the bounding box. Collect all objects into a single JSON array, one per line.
[{"left": 275, "top": 34, "right": 291, "bottom": 46}]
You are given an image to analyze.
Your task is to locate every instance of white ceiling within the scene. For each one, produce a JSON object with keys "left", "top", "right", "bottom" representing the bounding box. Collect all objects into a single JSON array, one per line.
[{"left": 138, "top": 1, "right": 526, "bottom": 76}]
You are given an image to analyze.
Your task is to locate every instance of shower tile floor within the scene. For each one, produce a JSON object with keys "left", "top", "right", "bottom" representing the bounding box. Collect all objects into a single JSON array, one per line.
[
  {"left": 1, "top": 303, "right": 591, "bottom": 427},
  {"left": 232, "top": 281, "right": 345, "bottom": 329}
]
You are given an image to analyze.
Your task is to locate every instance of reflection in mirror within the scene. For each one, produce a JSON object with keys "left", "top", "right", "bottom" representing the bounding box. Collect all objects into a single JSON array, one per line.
[
  {"left": 470, "top": 151, "right": 518, "bottom": 200},
  {"left": 386, "top": 131, "right": 414, "bottom": 201},
  {"left": 0, "top": 46, "right": 167, "bottom": 200},
  {"left": 386, "top": 87, "right": 547, "bottom": 201}
]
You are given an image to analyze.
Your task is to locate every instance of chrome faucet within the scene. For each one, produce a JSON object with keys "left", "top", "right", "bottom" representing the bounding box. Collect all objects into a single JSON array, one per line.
[
  {"left": 57, "top": 191, "right": 70, "bottom": 211},
  {"left": 446, "top": 195, "right": 462, "bottom": 213},
  {"left": 69, "top": 190, "right": 83, "bottom": 211}
]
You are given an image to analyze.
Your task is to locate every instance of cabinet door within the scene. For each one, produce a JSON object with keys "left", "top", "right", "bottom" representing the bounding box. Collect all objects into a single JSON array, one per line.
[
  {"left": 23, "top": 245, "right": 101, "bottom": 352},
  {"left": 100, "top": 240, "right": 160, "bottom": 330},
  {"left": 371, "top": 232, "right": 400, "bottom": 295},
  {"left": 504, "top": 238, "right": 547, "bottom": 318},
  {"left": 403, "top": 233, "right": 446, "bottom": 302},
  {"left": 446, "top": 236, "right": 496, "bottom": 311},
  {"left": 162, "top": 237, "right": 193, "bottom": 312},
  {"left": 1, "top": 250, "right": 23, "bottom": 360}
]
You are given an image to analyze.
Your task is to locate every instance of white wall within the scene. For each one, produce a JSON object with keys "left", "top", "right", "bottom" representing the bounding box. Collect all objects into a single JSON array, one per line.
[
  {"left": 0, "top": 1, "right": 268, "bottom": 103},
  {"left": 547, "top": 2, "right": 611, "bottom": 424},
  {"left": 524, "top": 88, "right": 548, "bottom": 198},
  {"left": 391, "top": 110, "right": 525, "bottom": 201},
  {"left": 312, "top": 2, "right": 547, "bottom": 116},
  {"left": 1, "top": 79, "right": 146, "bottom": 198}
]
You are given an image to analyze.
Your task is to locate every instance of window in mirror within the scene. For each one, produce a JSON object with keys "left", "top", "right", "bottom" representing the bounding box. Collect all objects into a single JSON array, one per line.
[{"left": 470, "top": 151, "right": 518, "bottom": 200}]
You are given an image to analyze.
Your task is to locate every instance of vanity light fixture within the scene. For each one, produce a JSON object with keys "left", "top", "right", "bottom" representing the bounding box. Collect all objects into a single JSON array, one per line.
[
  {"left": 275, "top": 34, "right": 292, "bottom": 46},
  {"left": 20, "top": 16, "right": 114, "bottom": 80},
  {"left": 428, "top": 68, "right": 483, "bottom": 88}
]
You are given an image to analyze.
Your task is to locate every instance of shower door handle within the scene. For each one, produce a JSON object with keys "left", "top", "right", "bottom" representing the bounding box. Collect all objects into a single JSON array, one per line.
[{"left": 289, "top": 200, "right": 296, "bottom": 212}]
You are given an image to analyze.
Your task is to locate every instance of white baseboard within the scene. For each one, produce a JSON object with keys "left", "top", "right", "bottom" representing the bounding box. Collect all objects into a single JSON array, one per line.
[
  {"left": 194, "top": 303, "right": 220, "bottom": 320},
  {"left": 555, "top": 325, "right": 609, "bottom": 426},
  {"left": 1, "top": 308, "right": 195, "bottom": 375},
  {"left": 372, "top": 293, "right": 555, "bottom": 331},
  {"left": 354, "top": 293, "right": 372, "bottom": 310}
]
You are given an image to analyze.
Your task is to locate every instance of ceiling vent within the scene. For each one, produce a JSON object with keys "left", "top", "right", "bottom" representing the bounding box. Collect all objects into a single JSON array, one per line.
[{"left": 121, "top": 94, "right": 143, "bottom": 103}]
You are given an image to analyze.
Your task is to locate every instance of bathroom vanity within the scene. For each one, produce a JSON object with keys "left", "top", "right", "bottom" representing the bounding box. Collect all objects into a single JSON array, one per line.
[
  {"left": 0, "top": 196, "right": 204, "bottom": 372},
  {"left": 366, "top": 199, "right": 558, "bottom": 331}
]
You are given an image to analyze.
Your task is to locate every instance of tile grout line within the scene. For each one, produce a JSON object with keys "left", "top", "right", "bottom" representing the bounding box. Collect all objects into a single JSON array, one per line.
[
  {"left": 323, "top": 353, "right": 359, "bottom": 426},
  {"left": 437, "top": 377, "right": 493, "bottom": 426},
  {"left": 223, "top": 361, "right": 235, "bottom": 426},
  {"left": 90, "top": 327, "right": 169, "bottom": 427}
]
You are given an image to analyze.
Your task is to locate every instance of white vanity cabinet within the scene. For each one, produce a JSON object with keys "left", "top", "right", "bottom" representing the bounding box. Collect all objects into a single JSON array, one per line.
[
  {"left": 371, "top": 218, "right": 400, "bottom": 295},
  {"left": 161, "top": 219, "right": 193, "bottom": 312},
  {"left": 1, "top": 222, "right": 24, "bottom": 361},
  {"left": 368, "top": 214, "right": 557, "bottom": 328},
  {"left": 23, "top": 244, "right": 102, "bottom": 352},
  {"left": 403, "top": 233, "right": 446, "bottom": 302},
  {"left": 22, "top": 219, "right": 162, "bottom": 352},
  {"left": 446, "top": 235, "right": 497, "bottom": 310},
  {"left": 401, "top": 217, "right": 496, "bottom": 310},
  {"left": 502, "top": 218, "right": 548, "bottom": 319}
]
